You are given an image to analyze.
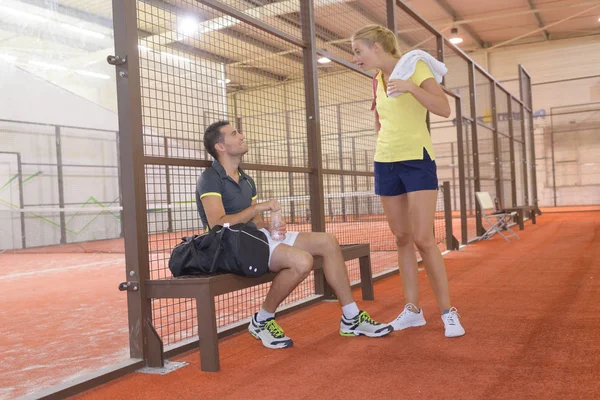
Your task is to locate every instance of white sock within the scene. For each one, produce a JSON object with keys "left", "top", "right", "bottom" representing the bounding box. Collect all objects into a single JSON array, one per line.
[
  {"left": 342, "top": 302, "right": 360, "bottom": 319},
  {"left": 256, "top": 307, "right": 275, "bottom": 323}
]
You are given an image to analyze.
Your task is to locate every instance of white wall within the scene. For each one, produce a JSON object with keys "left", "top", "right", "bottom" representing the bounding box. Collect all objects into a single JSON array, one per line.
[{"left": 0, "top": 60, "right": 118, "bottom": 130}]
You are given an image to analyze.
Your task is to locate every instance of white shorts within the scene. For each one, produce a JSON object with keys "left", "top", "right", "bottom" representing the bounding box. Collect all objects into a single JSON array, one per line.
[{"left": 259, "top": 228, "right": 300, "bottom": 266}]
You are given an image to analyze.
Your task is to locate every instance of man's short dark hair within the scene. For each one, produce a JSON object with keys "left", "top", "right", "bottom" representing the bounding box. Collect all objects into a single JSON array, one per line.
[{"left": 204, "top": 120, "right": 230, "bottom": 160}]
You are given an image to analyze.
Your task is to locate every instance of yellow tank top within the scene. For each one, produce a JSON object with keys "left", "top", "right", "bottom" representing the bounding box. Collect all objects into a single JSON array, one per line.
[{"left": 374, "top": 60, "right": 436, "bottom": 162}]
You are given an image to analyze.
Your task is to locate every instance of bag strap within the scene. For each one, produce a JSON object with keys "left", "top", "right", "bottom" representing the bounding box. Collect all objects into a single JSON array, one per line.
[
  {"left": 371, "top": 73, "right": 381, "bottom": 133},
  {"left": 209, "top": 224, "right": 228, "bottom": 274}
]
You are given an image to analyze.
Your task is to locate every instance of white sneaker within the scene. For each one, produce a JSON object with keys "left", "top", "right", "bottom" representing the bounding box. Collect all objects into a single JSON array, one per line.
[
  {"left": 389, "top": 303, "right": 426, "bottom": 331},
  {"left": 248, "top": 313, "right": 293, "bottom": 349},
  {"left": 441, "top": 307, "right": 465, "bottom": 338},
  {"left": 339, "top": 310, "right": 393, "bottom": 338}
]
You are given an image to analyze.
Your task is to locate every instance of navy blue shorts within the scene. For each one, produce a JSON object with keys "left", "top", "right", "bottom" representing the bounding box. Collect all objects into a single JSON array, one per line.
[{"left": 374, "top": 149, "right": 438, "bottom": 196}]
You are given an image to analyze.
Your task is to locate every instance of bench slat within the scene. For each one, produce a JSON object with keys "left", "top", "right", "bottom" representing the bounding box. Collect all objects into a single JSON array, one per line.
[{"left": 146, "top": 244, "right": 370, "bottom": 298}]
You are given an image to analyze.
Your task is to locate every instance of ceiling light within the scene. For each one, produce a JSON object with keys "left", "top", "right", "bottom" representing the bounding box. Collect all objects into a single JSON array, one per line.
[
  {"left": 178, "top": 16, "right": 200, "bottom": 35},
  {"left": 0, "top": 5, "right": 49, "bottom": 23},
  {"left": 60, "top": 24, "right": 105, "bottom": 39},
  {"left": 0, "top": 53, "right": 17, "bottom": 62},
  {"left": 318, "top": 57, "right": 332, "bottom": 64},
  {"left": 75, "top": 70, "right": 111, "bottom": 80},
  {"left": 28, "top": 60, "right": 68, "bottom": 71},
  {"left": 449, "top": 28, "right": 463, "bottom": 45}
]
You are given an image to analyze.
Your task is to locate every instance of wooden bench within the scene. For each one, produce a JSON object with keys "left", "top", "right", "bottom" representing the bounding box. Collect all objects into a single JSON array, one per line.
[
  {"left": 144, "top": 243, "right": 374, "bottom": 372},
  {"left": 502, "top": 206, "right": 541, "bottom": 230}
]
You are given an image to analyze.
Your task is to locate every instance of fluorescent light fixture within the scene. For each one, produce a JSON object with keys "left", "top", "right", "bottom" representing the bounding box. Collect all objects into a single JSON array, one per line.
[
  {"left": 161, "top": 52, "right": 191, "bottom": 63},
  {"left": 75, "top": 70, "right": 111, "bottom": 80},
  {"left": 60, "top": 23, "right": 105, "bottom": 39},
  {"left": 138, "top": 45, "right": 152, "bottom": 52},
  {"left": 449, "top": 27, "right": 463, "bottom": 45},
  {"left": 318, "top": 57, "right": 332, "bottom": 64},
  {"left": 584, "top": 163, "right": 595, "bottom": 166},
  {"left": 28, "top": 60, "right": 68, "bottom": 71},
  {"left": 0, "top": 53, "right": 17, "bottom": 62},
  {"left": 0, "top": 5, "right": 49, "bottom": 23},
  {"left": 178, "top": 16, "right": 199, "bottom": 35}
]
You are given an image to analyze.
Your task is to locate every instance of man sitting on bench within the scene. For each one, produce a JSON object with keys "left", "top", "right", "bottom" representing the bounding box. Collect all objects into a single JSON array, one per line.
[{"left": 196, "top": 120, "right": 393, "bottom": 349}]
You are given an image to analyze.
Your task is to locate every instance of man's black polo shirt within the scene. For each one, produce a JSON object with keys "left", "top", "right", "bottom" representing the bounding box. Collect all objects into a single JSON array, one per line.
[{"left": 195, "top": 159, "right": 257, "bottom": 229}]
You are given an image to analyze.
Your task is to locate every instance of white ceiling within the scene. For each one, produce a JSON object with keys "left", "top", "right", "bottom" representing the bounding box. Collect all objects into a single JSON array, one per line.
[{"left": 0, "top": 0, "right": 598, "bottom": 91}]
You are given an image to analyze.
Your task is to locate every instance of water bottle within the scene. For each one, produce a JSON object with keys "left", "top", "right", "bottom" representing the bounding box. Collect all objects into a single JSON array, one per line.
[{"left": 270, "top": 210, "right": 286, "bottom": 241}]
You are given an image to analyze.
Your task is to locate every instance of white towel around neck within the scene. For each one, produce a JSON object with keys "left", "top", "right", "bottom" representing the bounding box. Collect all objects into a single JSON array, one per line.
[{"left": 387, "top": 50, "right": 448, "bottom": 97}]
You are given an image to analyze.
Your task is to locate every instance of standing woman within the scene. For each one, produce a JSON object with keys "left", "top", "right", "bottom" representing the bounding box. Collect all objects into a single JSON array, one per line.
[{"left": 351, "top": 25, "right": 465, "bottom": 337}]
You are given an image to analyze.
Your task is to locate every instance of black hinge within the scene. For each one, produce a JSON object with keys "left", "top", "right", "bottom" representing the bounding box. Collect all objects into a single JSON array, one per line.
[
  {"left": 118, "top": 281, "right": 139, "bottom": 291},
  {"left": 107, "top": 55, "right": 127, "bottom": 65}
]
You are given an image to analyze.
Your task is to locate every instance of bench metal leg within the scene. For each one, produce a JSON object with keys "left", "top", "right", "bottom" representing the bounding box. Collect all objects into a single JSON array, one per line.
[
  {"left": 146, "top": 321, "right": 164, "bottom": 368},
  {"left": 313, "top": 260, "right": 336, "bottom": 300},
  {"left": 517, "top": 209, "right": 525, "bottom": 230},
  {"left": 196, "top": 287, "right": 220, "bottom": 372},
  {"left": 359, "top": 255, "right": 374, "bottom": 301}
]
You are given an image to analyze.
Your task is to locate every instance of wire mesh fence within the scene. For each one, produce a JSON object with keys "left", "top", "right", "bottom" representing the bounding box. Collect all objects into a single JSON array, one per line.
[{"left": 1, "top": 0, "right": 538, "bottom": 363}]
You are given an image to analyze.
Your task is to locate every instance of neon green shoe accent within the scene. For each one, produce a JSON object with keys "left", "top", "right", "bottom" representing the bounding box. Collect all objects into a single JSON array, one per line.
[{"left": 264, "top": 319, "right": 286, "bottom": 338}]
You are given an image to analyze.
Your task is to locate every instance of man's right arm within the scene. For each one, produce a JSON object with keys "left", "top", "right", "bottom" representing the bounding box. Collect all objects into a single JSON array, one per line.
[{"left": 201, "top": 196, "right": 281, "bottom": 229}]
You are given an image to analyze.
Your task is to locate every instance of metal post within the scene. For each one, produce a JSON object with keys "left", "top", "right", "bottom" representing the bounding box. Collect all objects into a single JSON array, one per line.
[
  {"left": 549, "top": 111, "right": 557, "bottom": 206},
  {"left": 443, "top": 181, "right": 456, "bottom": 251},
  {"left": 285, "top": 111, "right": 296, "bottom": 223},
  {"left": 202, "top": 111, "right": 209, "bottom": 160},
  {"left": 256, "top": 150, "right": 264, "bottom": 201},
  {"left": 468, "top": 63, "right": 483, "bottom": 236},
  {"left": 300, "top": 0, "right": 325, "bottom": 233},
  {"left": 55, "top": 126, "right": 67, "bottom": 244},
  {"left": 491, "top": 83, "right": 503, "bottom": 205},
  {"left": 303, "top": 146, "right": 310, "bottom": 223},
  {"left": 116, "top": 131, "right": 124, "bottom": 237},
  {"left": 527, "top": 75, "right": 539, "bottom": 209},
  {"left": 450, "top": 142, "right": 457, "bottom": 210},
  {"left": 111, "top": 0, "right": 153, "bottom": 364},
  {"left": 464, "top": 121, "right": 473, "bottom": 216},
  {"left": 520, "top": 103, "right": 529, "bottom": 206},
  {"left": 324, "top": 154, "right": 333, "bottom": 220},
  {"left": 508, "top": 98, "right": 517, "bottom": 207},
  {"left": 455, "top": 97, "right": 468, "bottom": 245},
  {"left": 164, "top": 137, "right": 173, "bottom": 233},
  {"left": 352, "top": 137, "right": 359, "bottom": 220},
  {"left": 16, "top": 153, "right": 26, "bottom": 248},
  {"left": 386, "top": 0, "right": 397, "bottom": 37},
  {"left": 336, "top": 105, "right": 346, "bottom": 222},
  {"left": 365, "top": 150, "right": 373, "bottom": 216},
  {"left": 437, "top": 34, "right": 445, "bottom": 86}
]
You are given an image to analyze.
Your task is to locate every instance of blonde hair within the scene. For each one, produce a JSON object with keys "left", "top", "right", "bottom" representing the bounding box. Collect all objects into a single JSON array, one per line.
[{"left": 351, "top": 25, "right": 401, "bottom": 57}]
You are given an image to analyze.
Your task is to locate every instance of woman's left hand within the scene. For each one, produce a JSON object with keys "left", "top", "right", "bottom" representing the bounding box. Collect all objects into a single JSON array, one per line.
[{"left": 387, "top": 79, "right": 417, "bottom": 96}]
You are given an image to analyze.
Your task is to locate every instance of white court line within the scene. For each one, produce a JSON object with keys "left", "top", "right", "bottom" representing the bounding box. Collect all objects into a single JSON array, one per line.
[{"left": 0, "top": 259, "right": 124, "bottom": 280}]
